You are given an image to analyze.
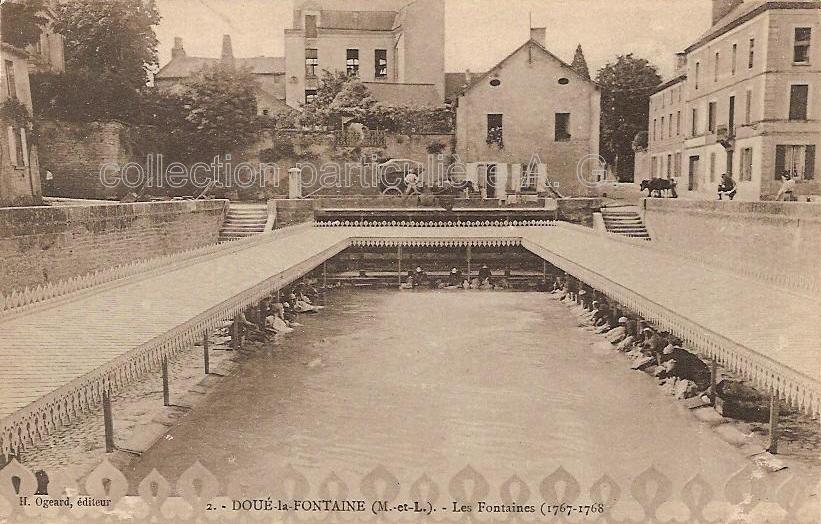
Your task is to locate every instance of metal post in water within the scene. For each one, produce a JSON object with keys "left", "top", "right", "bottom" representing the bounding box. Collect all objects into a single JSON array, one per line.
[
  {"left": 162, "top": 356, "right": 170, "bottom": 407},
  {"left": 203, "top": 332, "right": 210, "bottom": 375},
  {"left": 102, "top": 390, "right": 114, "bottom": 453},
  {"left": 767, "top": 394, "right": 780, "bottom": 454}
]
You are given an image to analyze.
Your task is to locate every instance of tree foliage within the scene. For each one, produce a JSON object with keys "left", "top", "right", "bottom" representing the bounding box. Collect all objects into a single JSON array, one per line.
[
  {"left": 0, "top": 0, "right": 47, "bottom": 48},
  {"left": 140, "top": 64, "right": 260, "bottom": 164},
  {"left": 291, "top": 70, "right": 454, "bottom": 134},
  {"left": 596, "top": 54, "right": 661, "bottom": 180},
  {"left": 54, "top": 0, "right": 160, "bottom": 88},
  {"left": 31, "top": 0, "right": 160, "bottom": 123}
]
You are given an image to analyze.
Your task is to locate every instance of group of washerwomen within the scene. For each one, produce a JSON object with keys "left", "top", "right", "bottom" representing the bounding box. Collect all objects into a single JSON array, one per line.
[
  {"left": 548, "top": 274, "right": 711, "bottom": 397},
  {"left": 233, "top": 280, "right": 328, "bottom": 341},
  {"left": 400, "top": 264, "right": 510, "bottom": 290}
]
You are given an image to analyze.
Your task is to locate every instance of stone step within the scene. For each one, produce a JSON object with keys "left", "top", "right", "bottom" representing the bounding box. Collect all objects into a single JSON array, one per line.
[
  {"left": 222, "top": 225, "right": 266, "bottom": 230},
  {"left": 223, "top": 218, "right": 268, "bottom": 226}
]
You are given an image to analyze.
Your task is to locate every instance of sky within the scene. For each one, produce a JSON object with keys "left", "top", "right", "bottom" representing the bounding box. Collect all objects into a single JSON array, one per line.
[{"left": 154, "top": 0, "right": 713, "bottom": 79}]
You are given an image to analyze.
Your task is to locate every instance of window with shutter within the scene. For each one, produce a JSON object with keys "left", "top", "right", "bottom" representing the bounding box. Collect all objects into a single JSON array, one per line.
[
  {"left": 777, "top": 144, "right": 815, "bottom": 180},
  {"left": 775, "top": 145, "right": 786, "bottom": 180},
  {"left": 789, "top": 85, "right": 808, "bottom": 120}
]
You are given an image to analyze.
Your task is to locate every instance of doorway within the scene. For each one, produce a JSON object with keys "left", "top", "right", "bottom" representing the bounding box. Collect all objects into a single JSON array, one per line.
[
  {"left": 688, "top": 155, "right": 700, "bottom": 191},
  {"left": 478, "top": 164, "right": 497, "bottom": 199}
]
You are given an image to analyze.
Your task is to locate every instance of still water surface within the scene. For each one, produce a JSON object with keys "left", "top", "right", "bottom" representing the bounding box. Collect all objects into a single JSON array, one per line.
[{"left": 128, "top": 289, "right": 784, "bottom": 502}]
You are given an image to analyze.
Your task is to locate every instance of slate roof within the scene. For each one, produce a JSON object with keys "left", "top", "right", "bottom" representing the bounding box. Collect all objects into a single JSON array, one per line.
[
  {"left": 156, "top": 56, "right": 285, "bottom": 80},
  {"left": 362, "top": 82, "right": 442, "bottom": 107},
  {"left": 685, "top": 0, "right": 820, "bottom": 52},
  {"left": 319, "top": 10, "right": 398, "bottom": 30}
]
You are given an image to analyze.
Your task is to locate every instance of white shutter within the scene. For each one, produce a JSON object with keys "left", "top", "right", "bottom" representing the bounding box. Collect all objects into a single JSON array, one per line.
[
  {"left": 19, "top": 128, "right": 28, "bottom": 166},
  {"left": 466, "top": 162, "right": 479, "bottom": 186},
  {"left": 510, "top": 163, "right": 522, "bottom": 191},
  {"left": 7, "top": 127, "right": 17, "bottom": 167},
  {"left": 494, "top": 163, "right": 509, "bottom": 197}
]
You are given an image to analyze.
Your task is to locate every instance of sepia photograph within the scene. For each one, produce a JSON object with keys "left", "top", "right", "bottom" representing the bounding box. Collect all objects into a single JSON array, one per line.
[{"left": 0, "top": 0, "right": 819, "bottom": 521}]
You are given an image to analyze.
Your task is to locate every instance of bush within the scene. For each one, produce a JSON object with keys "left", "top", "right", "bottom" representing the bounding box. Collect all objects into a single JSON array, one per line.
[
  {"left": 259, "top": 140, "right": 296, "bottom": 163},
  {"left": 426, "top": 141, "right": 446, "bottom": 155}
]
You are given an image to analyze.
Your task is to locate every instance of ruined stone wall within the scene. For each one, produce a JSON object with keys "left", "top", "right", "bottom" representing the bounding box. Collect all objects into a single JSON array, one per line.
[
  {"left": 0, "top": 200, "right": 227, "bottom": 293},
  {"left": 37, "top": 120, "right": 133, "bottom": 200}
]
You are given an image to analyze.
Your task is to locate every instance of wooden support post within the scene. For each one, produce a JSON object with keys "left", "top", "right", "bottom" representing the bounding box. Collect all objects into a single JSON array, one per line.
[
  {"left": 162, "top": 356, "right": 170, "bottom": 407},
  {"left": 543, "top": 261, "right": 547, "bottom": 286},
  {"left": 709, "top": 358, "right": 717, "bottom": 405},
  {"left": 232, "top": 315, "right": 240, "bottom": 351},
  {"left": 102, "top": 390, "right": 114, "bottom": 453},
  {"left": 466, "top": 245, "right": 472, "bottom": 279},
  {"left": 767, "top": 394, "right": 780, "bottom": 454},
  {"left": 397, "top": 245, "right": 402, "bottom": 285},
  {"left": 203, "top": 332, "right": 210, "bottom": 375}
]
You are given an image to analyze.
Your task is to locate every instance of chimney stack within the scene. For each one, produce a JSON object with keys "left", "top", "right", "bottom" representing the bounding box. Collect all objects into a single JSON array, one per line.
[
  {"left": 171, "top": 36, "right": 185, "bottom": 59},
  {"left": 221, "top": 34, "right": 234, "bottom": 65},
  {"left": 674, "top": 52, "right": 687, "bottom": 75},
  {"left": 530, "top": 27, "right": 546, "bottom": 47},
  {"left": 712, "top": 0, "right": 743, "bottom": 24}
]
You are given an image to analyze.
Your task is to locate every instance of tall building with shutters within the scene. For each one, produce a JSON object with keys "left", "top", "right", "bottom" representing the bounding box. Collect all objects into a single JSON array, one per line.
[
  {"left": 645, "top": 0, "right": 820, "bottom": 200},
  {"left": 283, "top": 0, "right": 445, "bottom": 108}
]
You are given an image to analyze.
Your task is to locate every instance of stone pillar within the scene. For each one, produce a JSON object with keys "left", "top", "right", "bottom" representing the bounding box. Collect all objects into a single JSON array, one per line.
[{"left": 288, "top": 168, "right": 302, "bottom": 199}]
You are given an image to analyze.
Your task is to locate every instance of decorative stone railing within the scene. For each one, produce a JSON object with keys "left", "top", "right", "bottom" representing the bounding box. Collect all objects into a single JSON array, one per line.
[
  {"left": 0, "top": 223, "right": 315, "bottom": 321},
  {"left": 1, "top": 458, "right": 816, "bottom": 522},
  {"left": 316, "top": 219, "right": 553, "bottom": 227}
]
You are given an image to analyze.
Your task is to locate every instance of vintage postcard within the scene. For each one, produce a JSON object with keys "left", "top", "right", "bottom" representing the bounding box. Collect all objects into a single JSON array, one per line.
[{"left": 0, "top": 0, "right": 819, "bottom": 522}]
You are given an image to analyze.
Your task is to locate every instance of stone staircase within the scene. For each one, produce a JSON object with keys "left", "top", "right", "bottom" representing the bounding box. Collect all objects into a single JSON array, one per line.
[
  {"left": 601, "top": 206, "right": 650, "bottom": 240},
  {"left": 218, "top": 202, "right": 269, "bottom": 242}
]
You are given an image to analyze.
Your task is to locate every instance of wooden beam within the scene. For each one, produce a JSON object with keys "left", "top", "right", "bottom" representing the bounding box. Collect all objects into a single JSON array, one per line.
[
  {"left": 767, "top": 394, "right": 781, "bottom": 454},
  {"left": 162, "top": 356, "right": 170, "bottom": 407},
  {"left": 103, "top": 390, "right": 114, "bottom": 453}
]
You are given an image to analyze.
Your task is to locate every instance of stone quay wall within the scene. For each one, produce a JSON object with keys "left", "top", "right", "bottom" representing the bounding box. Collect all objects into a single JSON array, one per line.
[
  {"left": 642, "top": 199, "right": 821, "bottom": 295},
  {"left": 0, "top": 200, "right": 228, "bottom": 293}
]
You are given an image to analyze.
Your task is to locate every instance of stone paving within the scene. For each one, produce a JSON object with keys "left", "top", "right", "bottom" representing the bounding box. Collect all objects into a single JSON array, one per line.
[{"left": 3, "top": 223, "right": 819, "bottom": 434}]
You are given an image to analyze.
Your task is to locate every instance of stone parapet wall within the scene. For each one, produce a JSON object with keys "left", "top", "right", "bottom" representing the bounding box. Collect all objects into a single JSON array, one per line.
[
  {"left": 0, "top": 199, "right": 227, "bottom": 293},
  {"left": 643, "top": 199, "right": 821, "bottom": 294},
  {"left": 270, "top": 198, "right": 317, "bottom": 228}
]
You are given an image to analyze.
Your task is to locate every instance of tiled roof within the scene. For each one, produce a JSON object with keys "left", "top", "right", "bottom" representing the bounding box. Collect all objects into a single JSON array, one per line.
[
  {"left": 319, "top": 10, "right": 398, "bottom": 30},
  {"left": 459, "top": 39, "right": 597, "bottom": 98},
  {"left": 686, "top": 0, "right": 820, "bottom": 52},
  {"left": 362, "top": 82, "right": 442, "bottom": 107},
  {"left": 156, "top": 56, "right": 285, "bottom": 79}
]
